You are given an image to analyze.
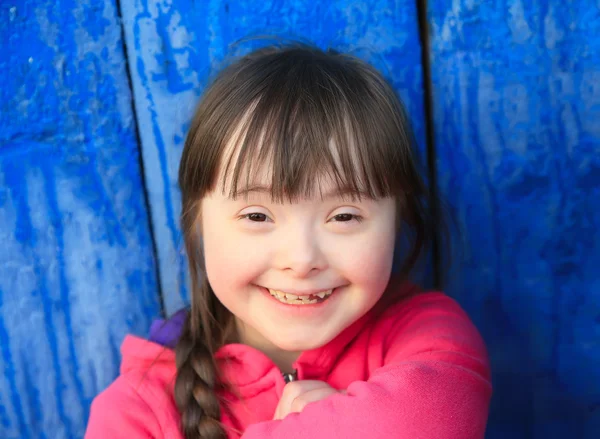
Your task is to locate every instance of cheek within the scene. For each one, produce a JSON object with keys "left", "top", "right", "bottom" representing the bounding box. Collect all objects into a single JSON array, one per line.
[
  {"left": 351, "top": 242, "right": 394, "bottom": 289},
  {"left": 335, "top": 224, "right": 396, "bottom": 289},
  {"left": 328, "top": 234, "right": 394, "bottom": 292},
  {"left": 202, "top": 218, "right": 267, "bottom": 290}
]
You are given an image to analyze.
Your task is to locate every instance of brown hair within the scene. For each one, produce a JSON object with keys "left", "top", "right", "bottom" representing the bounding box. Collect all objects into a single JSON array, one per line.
[{"left": 174, "top": 42, "right": 434, "bottom": 438}]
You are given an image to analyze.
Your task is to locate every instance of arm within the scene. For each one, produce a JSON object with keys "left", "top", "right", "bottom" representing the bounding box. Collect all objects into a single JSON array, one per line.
[
  {"left": 85, "top": 376, "right": 162, "bottom": 439},
  {"left": 243, "top": 294, "right": 492, "bottom": 439}
]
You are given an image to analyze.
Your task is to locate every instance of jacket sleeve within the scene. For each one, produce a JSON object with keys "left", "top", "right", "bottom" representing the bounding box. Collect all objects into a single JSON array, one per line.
[
  {"left": 242, "top": 294, "right": 492, "bottom": 439},
  {"left": 85, "top": 375, "right": 163, "bottom": 439}
]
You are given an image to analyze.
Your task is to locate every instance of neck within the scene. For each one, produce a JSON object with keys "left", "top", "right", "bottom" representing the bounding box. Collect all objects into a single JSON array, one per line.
[
  {"left": 261, "top": 346, "right": 300, "bottom": 373},
  {"left": 235, "top": 319, "right": 300, "bottom": 373}
]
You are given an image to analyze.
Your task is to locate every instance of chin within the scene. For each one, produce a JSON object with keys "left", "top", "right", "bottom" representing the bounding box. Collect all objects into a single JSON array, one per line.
[{"left": 268, "top": 332, "right": 334, "bottom": 352}]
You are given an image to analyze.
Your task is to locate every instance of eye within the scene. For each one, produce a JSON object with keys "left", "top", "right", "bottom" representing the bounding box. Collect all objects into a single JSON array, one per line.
[
  {"left": 330, "top": 213, "right": 363, "bottom": 223},
  {"left": 240, "top": 212, "right": 271, "bottom": 222}
]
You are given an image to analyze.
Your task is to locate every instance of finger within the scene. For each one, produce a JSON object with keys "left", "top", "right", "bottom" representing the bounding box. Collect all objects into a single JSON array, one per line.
[
  {"left": 289, "top": 386, "right": 339, "bottom": 414},
  {"left": 275, "top": 381, "right": 335, "bottom": 420},
  {"left": 281, "top": 380, "right": 333, "bottom": 404}
]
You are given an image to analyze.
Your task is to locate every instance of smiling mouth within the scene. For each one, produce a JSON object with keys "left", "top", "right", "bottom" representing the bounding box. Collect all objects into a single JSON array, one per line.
[{"left": 267, "top": 288, "right": 334, "bottom": 305}]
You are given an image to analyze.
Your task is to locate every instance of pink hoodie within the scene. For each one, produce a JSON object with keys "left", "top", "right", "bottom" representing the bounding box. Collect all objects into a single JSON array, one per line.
[{"left": 85, "top": 286, "right": 492, "bottom": 438}]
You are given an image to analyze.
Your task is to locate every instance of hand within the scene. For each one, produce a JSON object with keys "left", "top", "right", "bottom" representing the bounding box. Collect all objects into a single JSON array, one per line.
[{"left": 274, "top": 380, "right": 344, "bottom": 420}]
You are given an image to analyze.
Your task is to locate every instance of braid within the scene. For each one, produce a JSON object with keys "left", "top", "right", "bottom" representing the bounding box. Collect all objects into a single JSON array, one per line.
[
  {"left": 174, "top": 258, "right": 235, "bottom": 439},
  {"left": 174, "top": 312, "right": 226, "bottom": 439}
]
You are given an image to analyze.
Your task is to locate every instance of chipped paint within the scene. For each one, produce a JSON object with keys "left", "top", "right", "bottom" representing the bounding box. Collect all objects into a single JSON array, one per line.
[
  {"left": 429, "top": 1, "right": 600, "bottom": 437},
  {"left": 0, "top": 1, "right": 161, "bottom": 438}
]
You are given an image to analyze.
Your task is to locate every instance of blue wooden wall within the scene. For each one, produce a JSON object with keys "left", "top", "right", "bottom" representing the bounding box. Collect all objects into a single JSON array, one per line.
[
  {"left": 1, "top": 1, "right": 598, "bottom": 438},
  {"left": 0, "top": 1, "right": 162, "bottom": 438},
  {"left": 428, "top": 1, "right": 600, "bottom": 437}
]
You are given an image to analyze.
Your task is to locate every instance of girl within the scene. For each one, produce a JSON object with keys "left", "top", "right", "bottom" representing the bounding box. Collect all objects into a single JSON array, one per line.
[{"left": 86, "top": 43, "right": 491, "bottom": 438}]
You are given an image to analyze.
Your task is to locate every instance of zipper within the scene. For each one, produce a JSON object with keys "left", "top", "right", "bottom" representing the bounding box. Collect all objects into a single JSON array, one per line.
[{"left": 282, "top": 369, "right": 298, "bottom": 383}]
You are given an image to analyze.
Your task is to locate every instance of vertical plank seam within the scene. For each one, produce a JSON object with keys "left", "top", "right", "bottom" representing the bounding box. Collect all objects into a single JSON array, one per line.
[
  {"left": 115, "top": 0, "right": 166, "bottom": 318},
  {"left": 415, "top": 0, "right": 442, "bottom": 289}
]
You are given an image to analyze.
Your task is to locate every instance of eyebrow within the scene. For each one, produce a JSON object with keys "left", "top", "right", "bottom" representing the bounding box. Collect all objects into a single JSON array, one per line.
[{"left": 229, "top": 184, "right": 373, "bottom": 200}]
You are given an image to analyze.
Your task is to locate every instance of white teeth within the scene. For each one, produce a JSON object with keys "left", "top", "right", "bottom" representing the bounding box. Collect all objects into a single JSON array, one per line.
[{"left": 267, "top": 288, "right": 334, "bottom": 305}]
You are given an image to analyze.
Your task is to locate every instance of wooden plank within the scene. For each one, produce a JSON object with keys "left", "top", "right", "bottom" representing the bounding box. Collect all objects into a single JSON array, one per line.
[
  {"left": 0, "top": 1, "right": 162, "bottom": 438},
  {"left": 120, "top": 0, "right": 429, "bottom": 315},
  {"left": 427, "top": 1, "right": 600, "bottom": 437}
]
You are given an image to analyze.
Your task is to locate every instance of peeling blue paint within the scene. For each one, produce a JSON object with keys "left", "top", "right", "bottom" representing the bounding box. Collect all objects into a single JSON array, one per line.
[
  {"left": 0, "top": 1, "right": 161, "bottom": 438},
  {"left": 132, "top": 20, "right": 189, "bottom": 311},
  {"left": 0, "top": 289, "right": 27, "bottom": 436},
  {"left": 428, "top": 1, "right": 600, "bottom": 438},
  {"left": 2, "top": 1, "right": 598, "bottom": 438}
]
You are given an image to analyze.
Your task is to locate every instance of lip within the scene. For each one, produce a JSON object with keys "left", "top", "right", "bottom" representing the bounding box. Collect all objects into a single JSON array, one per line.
[
  {"left": 256, "top": 285, "right": 342, "bottom": 309},
  {"left": 260, "top": 287, "right": 336, "bottom": 297}
]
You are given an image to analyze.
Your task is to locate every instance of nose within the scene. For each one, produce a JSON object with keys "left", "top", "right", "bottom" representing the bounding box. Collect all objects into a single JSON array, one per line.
[{"left": 276, "top": 223, "right": 327, "bottom": 277}]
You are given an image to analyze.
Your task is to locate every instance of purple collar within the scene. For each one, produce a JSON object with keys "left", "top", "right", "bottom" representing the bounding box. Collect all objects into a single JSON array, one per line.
[{"left": 148, "top": 309, "right": 187, "bottom": 348}]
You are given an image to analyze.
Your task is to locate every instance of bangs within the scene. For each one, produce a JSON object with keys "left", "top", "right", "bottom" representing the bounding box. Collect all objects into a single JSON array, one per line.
[{"left": 217, "top": 48, "right": 413, "bottom": 203}]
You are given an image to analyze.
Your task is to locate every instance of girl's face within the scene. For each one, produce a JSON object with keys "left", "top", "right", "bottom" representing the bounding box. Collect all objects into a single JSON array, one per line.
[{"left": 200, "top": 165, "right": 397, "bottom": 358}]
